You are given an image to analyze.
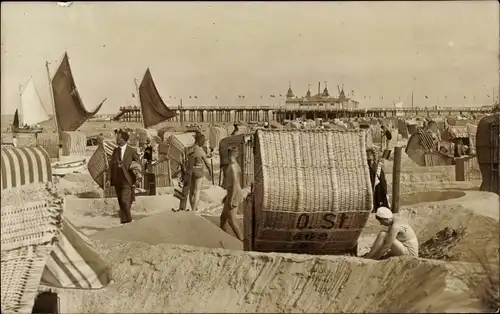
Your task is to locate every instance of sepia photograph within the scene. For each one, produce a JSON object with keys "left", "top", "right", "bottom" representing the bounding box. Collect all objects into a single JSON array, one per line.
[{"left": 1, "top": 1, "right": 499, "bottom": 313}]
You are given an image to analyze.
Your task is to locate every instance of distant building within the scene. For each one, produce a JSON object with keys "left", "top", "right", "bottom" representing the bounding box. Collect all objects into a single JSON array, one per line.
[{"left": 285, "top": 82, "right": 359, "bottom": 109}]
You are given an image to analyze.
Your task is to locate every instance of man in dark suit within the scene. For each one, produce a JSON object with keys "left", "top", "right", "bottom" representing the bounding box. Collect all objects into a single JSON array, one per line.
[{"left": 105, "top": 129, "right": 140, "bottom": 224}]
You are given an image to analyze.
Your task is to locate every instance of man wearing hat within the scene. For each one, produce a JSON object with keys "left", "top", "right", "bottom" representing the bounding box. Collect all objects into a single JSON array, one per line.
[{"left": 364, "top": 207, "right": 419, "bottom": 260}]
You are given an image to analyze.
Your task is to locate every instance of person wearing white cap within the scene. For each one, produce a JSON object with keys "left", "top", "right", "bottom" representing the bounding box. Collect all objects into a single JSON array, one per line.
[{"left": 364, "top": 206, "right": 419, "bottom": 260}]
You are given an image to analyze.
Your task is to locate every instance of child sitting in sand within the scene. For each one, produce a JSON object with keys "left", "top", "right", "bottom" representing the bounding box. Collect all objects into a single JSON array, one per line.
[{"left": 364, "top": 207, "right": 419, "bottom": 260}]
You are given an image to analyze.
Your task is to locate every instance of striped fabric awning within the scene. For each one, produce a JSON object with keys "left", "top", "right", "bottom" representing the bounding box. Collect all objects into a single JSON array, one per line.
[
  {"left": 449, "top": 126, "right": 470, "bottom": 139},
  {"left": 418, "top": 129, "right": 436, "bottom": 152},
  {"left": 103, "top": 140, "right": 118, "bottom": 159},
  {"left": 1, "top": 146, "right": 52, "bottom": 190},
  {"left": 87, "top": 140, "right": 117, "bottom": 189},
  {"left": 41, "top": 218, "right": 110, "bottom": 289}
]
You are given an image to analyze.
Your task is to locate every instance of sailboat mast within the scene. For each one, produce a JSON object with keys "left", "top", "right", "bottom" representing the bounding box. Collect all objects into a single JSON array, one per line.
[
  {"left": 18, "top": 84, "right": 23, "bottom": 127},
  {"left": 134, "top": 78, "right": 146, "bottom": 129},
  {"left": 45, "top": 61, "right": 60, "bottom": 140}
]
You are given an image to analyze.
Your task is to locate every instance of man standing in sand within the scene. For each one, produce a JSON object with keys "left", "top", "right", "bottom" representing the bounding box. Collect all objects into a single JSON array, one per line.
[
  {"left": 220, "top": 146, "right": 244, "bottom": 241},
  {"left": 364, "top": 207, "right": 419, "bottom": 260},
  {"left": 12, "top": 135, "right": 17, "bottom": 148},
  {"left": 142, "top": 138, "right": 154, "bottom": 172},
  {"left": 381, "top": 125, "right": 392, "bottom": 150},
  {"left": 106, "top": 129, "right": 141, "bottom": 224}
]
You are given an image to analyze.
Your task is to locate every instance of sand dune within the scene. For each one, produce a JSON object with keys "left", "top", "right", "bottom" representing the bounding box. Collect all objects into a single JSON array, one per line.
[
  {"left": 57, "top": 240, "right": 483, "bottom": 313},
  {"left": 91, "top": 211, "right": 242, "bottom": 250}
]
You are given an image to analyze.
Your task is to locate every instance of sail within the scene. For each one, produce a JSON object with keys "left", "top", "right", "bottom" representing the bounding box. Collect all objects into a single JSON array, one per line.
[
  {"left": 51, "top": 53, "right": 105, "bottom": 132},
  {"left": 20, "top": 77, "right": 51, "bottom": 126},
  {"left": 138, "top": 68, "right": 177, "bottom": 128},
  {"left": 12, "top": 109, "right": 19, "bottom": 128}
]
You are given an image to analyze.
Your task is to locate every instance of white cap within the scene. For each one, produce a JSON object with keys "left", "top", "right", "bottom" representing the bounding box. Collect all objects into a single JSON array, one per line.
[{"left": 375, "top": 206, "right": 393, "bottom": 219}]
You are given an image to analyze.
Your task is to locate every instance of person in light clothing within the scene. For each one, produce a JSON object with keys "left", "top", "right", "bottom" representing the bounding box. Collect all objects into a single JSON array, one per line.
[
  {"left": 220, "top": 146, "right": 244, "bottom": 241},
  {"left": 365, "top": 207, "right": 419, "bottom": 260},
  {"left": 188, "top": 133, "right": 212, "bottom": 211},
  {"left": 12, "top": 136, "right": 17, "bottom": 148}
]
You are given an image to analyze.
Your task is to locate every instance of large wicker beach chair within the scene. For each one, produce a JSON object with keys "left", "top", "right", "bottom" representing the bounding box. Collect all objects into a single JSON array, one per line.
[
  {"left": 1, "top": 147, "right": 111, "bottom": 313},
  {"left": 1, "top": 198, "right": 63, "bottom": 313},
  {"left": 246, "top": 129, "right": 373, "bottom": 255}
]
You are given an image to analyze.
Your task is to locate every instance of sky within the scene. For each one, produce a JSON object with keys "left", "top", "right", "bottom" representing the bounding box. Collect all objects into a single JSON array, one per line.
[{"left": 1, "top": 1, "right": 499, "bottom": 114}]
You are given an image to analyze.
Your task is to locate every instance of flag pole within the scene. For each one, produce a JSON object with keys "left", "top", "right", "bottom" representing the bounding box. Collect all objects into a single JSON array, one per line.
[
  {"left": 45, "top": 60, "right": 61, "bottom": 157},
  {"left": 179, "top": 98, "right": 183, "bottom": 126}
]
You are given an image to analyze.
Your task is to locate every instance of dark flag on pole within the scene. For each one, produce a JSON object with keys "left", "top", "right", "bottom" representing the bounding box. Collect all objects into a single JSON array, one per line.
[
  {"left": 51, "top": 52, "right": 105, "bottom": 132},
  {"left": 138, "top": 68, "right": 177, "bottom": 128}
]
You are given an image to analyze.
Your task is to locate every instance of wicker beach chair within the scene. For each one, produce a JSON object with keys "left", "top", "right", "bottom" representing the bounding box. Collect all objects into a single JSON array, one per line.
[{"left": 245, "top": 129, "right": 373, "bottom": 256}]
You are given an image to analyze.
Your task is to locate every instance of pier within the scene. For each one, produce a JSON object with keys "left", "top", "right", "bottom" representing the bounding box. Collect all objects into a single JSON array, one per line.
[{"left": 112, "top": 105, "right": 493, "bottom": 124}]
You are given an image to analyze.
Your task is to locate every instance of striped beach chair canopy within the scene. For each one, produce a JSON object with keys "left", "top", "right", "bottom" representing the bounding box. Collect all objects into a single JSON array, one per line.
[
  {"left": 167, "top": 133, "right": 196, "bottom": 165},
  {"left": 41, "top": 218, "right": 110, "bottom": 289},
  {"left": 1, "top": 146, "right": 52, "bottom": 191}
]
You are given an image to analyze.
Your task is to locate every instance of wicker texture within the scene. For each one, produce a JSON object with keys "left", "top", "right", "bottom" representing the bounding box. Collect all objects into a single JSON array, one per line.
[
  {"left": 363, "top": 129, "right": 374, "bottom": 149},
  {"left": 466, "top": 123, "right": 478, "bottom": 153},
  {"left": 9, "top": 133, "right": 37, "bottom": 148},
  {"left": 35, "top": 133, "right": 59, "bottom": 158},
  {"left": 61, "top": 131, "right": 86, "bottom": 156},
  {"left": 476, "top": 114, "right": 499, "bottom": 194},
  {"left": 1, "top": 198, "right": 62, "bottom": 313},
  {"left": 252, "top": 129, "right": 373, "bottom": 255},
  {"left": 464, "top": 156, "right": 481, "bottom": 181},
  {"left": 424, "top": 153, "right": 453, "bottom": 166},
  {"left": 166, "top": 133, "right": 196, "bottom": 165},
  {"left": 209, "top": 125, "right": 228, "bottom": 150}
]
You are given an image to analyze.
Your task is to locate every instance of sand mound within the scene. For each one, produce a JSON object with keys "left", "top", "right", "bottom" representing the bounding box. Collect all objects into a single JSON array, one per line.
[
  {"left": 363, "top": 190, "right": 499, "bottom": 263},
  {"left": 57, "top": 240, "right": 482, "bottom": 313},
  {"left": 201, "top": 191, "right": 499, "bottom": 263},
  {"left": 91, "top": 211, "right": 242, "bottom": 250},
  {"left": 420, "top": 227, "right": 467, "bottom": 261}
]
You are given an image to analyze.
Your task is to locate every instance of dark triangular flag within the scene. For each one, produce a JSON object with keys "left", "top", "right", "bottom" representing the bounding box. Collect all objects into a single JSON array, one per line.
[
  {"left": 51, "top": 52, "right": 104, "bottom": 132},
  {"left": 138, "top": 68, "right": 177, "bottom": 128}
]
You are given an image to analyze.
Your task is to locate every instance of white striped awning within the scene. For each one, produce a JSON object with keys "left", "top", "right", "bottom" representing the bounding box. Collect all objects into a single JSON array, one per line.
[
  {"left": 103, "top": 140, "right": 118, "bottom": 159},
  {"left": 41, "top": 218, "right": 110, "bottom": 289},
  {"left": 1, "top": 146, "right": 52, "bottom": 190}
]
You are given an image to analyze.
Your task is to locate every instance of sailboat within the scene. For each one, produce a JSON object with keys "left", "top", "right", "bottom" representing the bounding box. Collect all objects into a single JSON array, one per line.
[{"left": 11, "top": 77, "right": 51, "bottom": 133}]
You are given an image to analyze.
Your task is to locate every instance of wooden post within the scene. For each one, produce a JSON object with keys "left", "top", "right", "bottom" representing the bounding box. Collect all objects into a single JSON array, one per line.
[
  {"left": 210, "top": 158, "right": 215, "bottom": 186},
  {"left": 392, "top": 146, "right": 402, "bottom": 213},
  {"left": 455, "top": 157, "right": 466, "bottom": 181},
  {"left": 180, "top": 98, "right": 183, "bottom": 126}
]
